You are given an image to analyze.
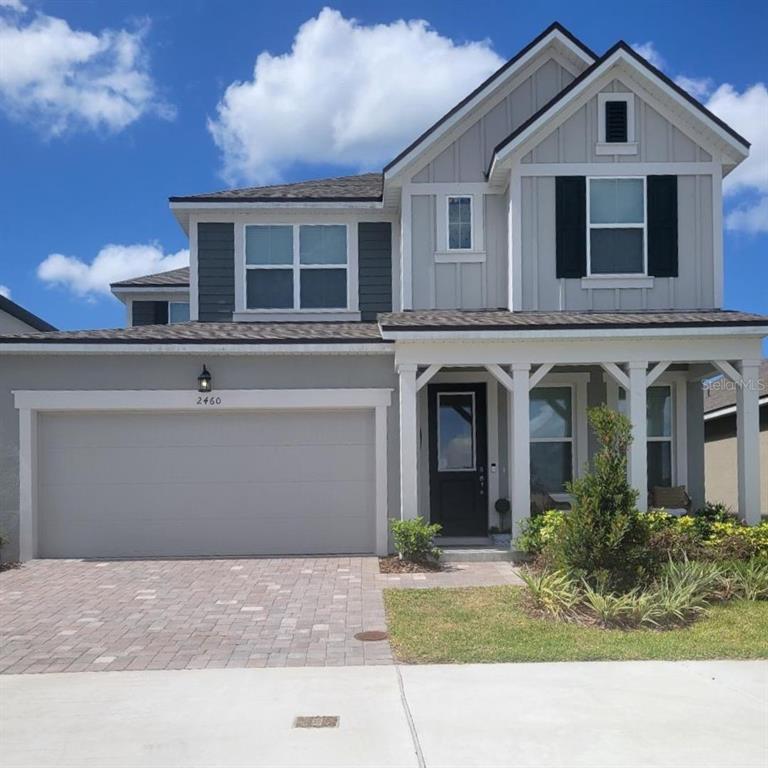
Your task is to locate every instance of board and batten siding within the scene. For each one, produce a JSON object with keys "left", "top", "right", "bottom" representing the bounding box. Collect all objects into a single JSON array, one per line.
[
  {"left": 198, "top": 222, "right": 235, "bottom": 322},
  {"left": 410, "top": 193, "right": 507, "bottom": 309},
  {"left": 358, "top": 222, "right": 392, "bottom": 321},
  {"left": 412, "top": 58, "right": 576, "bottom": 183},
  {"left": 520, "top": 174, "right": 715, "bottom": 310}
]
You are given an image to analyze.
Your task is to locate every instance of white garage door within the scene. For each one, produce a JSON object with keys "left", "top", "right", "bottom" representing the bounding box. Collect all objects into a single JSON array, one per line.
[{"left": 37, "top": 409, "right": 376, "bottom": 558}]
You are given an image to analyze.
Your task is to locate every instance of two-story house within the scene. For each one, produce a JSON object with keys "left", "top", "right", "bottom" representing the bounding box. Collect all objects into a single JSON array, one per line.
[{"left": 1, "top": 23, "right": 765, "bottom": 562}]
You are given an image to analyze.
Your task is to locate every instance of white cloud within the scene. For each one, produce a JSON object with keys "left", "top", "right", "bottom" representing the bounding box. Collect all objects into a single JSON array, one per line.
[
  {"left": 37, "top": 243, "right": 189, "bottom": 298},
  {"left": 0, "top": 284, "right": 10, "bottom": 298},
  {"left": 674, "top": 75, "right": 714, "bottom": 100},
  {"left": 726, "top": 196, "right": 768, "bottom": 234},
  {"left": 208, "top": 7, "right": 503, "bottom": 184},
  {"left": 0, "top": 5, "right": 173, "bottom": 136},
  {"left": 0, "top": 0, "right": 26, "bottom": 12},
  {"left": 631, "top": 41, "right": 666, "bottom": 70}
]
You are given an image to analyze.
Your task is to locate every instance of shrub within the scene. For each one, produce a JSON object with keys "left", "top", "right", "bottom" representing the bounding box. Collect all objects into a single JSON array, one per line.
[
  {"left": 721, "top": 559, "right": 768, "bottom": 601},
  {"left": 519, "top": 568, "right": 581, "bottom": 620},
  {"left": 547, "top": 406, "right": 652, "bottom": 591},
  {"left": 515, "top": 510, "right": 566, "bottom": 555},
  {"left": 390, "top": 517, "right": 442, "bottom": 562}
]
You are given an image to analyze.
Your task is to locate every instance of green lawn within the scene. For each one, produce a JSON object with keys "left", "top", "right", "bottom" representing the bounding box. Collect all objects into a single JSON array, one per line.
[{"left": 384, "top": 586, "right": 768, "bottom": 664}]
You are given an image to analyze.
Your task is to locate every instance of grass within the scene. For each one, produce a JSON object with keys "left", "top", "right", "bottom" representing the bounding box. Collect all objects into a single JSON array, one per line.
[{"left": 384, "top": 586, "right": 768, "bottom": 664}]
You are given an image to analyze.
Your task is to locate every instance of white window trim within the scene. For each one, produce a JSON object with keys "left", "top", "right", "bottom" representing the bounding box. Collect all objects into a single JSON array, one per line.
[
  {"left": 605, "top": 372, "right": 688, "bottom": 489},
  {"left": 436, "top": 390, "right": 477, "bottom": 472},
  {"left": 596, "top": 92, "right": 638, "bottom": 155},
  {"left": 529, "top": 373, "right": 589, "bottom": 498},
  {"left": 446, "top": 195, "right": 474, "bottom": 252},
  {"left": 586, "top": 176, "right": 648, "bottom": 277},
  {"left": 240, "top": 222, "right": 357, "bottom": 315}
]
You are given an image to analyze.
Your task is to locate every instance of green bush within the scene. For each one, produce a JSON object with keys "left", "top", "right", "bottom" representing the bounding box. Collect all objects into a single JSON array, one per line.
[
  {"left": 720, "top": 559, "right": 768, "bottom": 601},
  {"left": 390, "top": 517, "right": 442, "bottom": 562},
  {"left": 519, "top": 568, "right": 581, "bottom": 620},
  {"left": 547, "top": 406, "right": 652, "bottom": 591},
  {"left": 515, "top": 510, "right": 566, "bottom": 555}
]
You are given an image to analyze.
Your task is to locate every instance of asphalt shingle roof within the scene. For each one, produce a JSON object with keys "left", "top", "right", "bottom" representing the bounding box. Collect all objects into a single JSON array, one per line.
[
  {"left": 0, "top": 321, "right": 386, "bottom": 345},
  {"left": 703, "top": 359, "right": 768, "bottom": 414},
  {"left": 169, "top": 173, "right": 384, "bottom": 203},
  {"left": 111, "top": 267, "right": 190, "bottom": 288},
  {"left": 379, "top": 309, "right": 768, "bottom": 331}
]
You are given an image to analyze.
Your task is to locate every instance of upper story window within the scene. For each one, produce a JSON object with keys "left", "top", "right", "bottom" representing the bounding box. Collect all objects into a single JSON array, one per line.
[
  {"left": 596, "top": 93, "right": 637, "bottom": 155},
  {"left": 587, "top": 177, "right": 646, "bottom": 275},
  {"left": 168, "top": 301, "right": 190, "bottom": 323},
  {"left": 245, "top": 224, "right": 348, "bottom": 310},
  {"left": 447, "top": 196, "right": 472, "bottom": 250}
]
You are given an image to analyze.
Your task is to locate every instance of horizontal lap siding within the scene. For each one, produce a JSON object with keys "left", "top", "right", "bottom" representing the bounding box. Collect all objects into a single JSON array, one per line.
[
  {"left": 198, "top": 223, "right": 235, "bottom": 321},
  {"left": 358, "top": 222, "right": 392, "bottom": 321}
]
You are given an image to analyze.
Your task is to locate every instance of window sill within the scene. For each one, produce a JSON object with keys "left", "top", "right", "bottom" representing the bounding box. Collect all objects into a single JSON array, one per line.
[
  {"left": 434, "top": 251, "right": 486, "bottom": 263},
  {"left": 581, "top": 276, "right": 654, "bottom": 289},
  {"left": 595, "top": 142, "right": 638, "bottom": 156},
  {"left": 232, "top": 310, "right": 362, "bottom": 323}
]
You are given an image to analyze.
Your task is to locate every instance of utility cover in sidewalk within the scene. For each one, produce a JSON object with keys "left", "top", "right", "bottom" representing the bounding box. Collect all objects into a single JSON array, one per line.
[
  {"left": 293, "top": 716, "right": 340, "bottom": 728},
  {"left": 354, "top": 630, "right": 388, "bottom": 641}
]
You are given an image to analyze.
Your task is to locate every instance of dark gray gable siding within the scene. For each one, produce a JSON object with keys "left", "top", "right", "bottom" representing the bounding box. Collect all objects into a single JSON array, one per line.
[
  {"left": 132, "top": 301, "right": 168, "bottom": 326},
  {"left": 358, "top": 222, "right": 392, "bottom": 321},
  {"left": 198, "top": 223, "right": 235, "bottom": 322}
]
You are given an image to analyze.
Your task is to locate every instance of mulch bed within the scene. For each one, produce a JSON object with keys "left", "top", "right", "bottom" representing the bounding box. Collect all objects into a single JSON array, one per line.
[
  {"left": 0, "top": 562, "right": 21, "bottom": 574},
  {"left": 379, "top": 556, "right": 443, "bottom": 574}
]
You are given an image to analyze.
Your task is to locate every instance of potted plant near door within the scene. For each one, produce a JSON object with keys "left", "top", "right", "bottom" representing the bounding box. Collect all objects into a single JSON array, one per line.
[{"left": 489, "top": 499, "right": 512, "bottom": 547}]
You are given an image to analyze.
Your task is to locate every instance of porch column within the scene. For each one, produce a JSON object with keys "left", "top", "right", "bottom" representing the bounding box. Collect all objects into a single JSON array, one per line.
[
  {"left": 737, "top": 359, "right": 762, "bottom": 525},
  {"left": 398, "top": 363, "right": 418, "bottom": 521},
  {"left": 511, "top": 363, "right": 531, "bottom": 538},
  {"left": 627, "top": 361, "right": 648, "bottom": 512}
]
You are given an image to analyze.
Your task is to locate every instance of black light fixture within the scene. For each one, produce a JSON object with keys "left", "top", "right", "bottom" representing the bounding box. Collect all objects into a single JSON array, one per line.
[{"left": 197, "top": 364, "right": 212, "bottom": 393}]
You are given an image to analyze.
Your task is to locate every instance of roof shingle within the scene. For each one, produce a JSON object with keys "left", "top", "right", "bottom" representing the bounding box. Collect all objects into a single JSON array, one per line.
[
  {"left": 111, "top": 267, "right": 190, "bottom": 288},
  {"left": 169, "top": 173, "right": 383, "bottom": 204}
]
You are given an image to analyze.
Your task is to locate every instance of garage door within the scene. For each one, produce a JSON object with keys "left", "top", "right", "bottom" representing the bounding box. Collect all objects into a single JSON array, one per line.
[{"left": 37, "top": 409, "right": 376, "bottom": 558}]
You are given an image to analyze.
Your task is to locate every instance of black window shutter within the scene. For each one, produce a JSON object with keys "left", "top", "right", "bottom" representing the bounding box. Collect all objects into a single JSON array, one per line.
[
  {"left": 647, "top": 175, "right": 678, "bottom": 277},
  {"left": 555, "top": 176, "right": 586, "bottom": 278},
  {"left": 605, "top": 100, "right": 628, "bottom": 143}
]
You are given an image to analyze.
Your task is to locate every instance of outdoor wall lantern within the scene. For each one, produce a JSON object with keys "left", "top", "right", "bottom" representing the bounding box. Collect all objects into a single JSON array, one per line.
[{"left": 197, "top": 364, "right": 213, "bottom": 393}]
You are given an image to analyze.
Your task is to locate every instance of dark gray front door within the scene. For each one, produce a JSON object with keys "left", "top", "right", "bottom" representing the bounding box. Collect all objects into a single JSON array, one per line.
[{"left": 428, "top": 383, "right": 488, "bottom": 537}]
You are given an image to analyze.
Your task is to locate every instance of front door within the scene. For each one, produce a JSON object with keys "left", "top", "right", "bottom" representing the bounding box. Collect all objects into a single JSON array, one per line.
[{"left": 428, "top": 383, "right": 488, "bottom": 537}]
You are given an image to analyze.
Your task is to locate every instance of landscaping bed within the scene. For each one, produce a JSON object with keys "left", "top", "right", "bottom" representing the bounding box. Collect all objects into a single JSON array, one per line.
[
  {"left": 384, "top": 585, "right": 768, "bottom": 663},
  {"left": 379, "top": 556, "right": 442, "bottom": 574}
]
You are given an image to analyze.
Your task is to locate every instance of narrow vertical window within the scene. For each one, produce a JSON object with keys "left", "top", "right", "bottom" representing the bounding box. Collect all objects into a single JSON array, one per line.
[
  {"left": 447, "top": 196, "right": 472, "bottom": 250},
  {"left": 529, "top": 386, "right": 574, "bottom": 494}
]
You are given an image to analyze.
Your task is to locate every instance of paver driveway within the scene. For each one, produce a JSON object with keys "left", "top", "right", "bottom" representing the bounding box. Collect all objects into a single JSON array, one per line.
[{"left": 0, "top": 557, "right": 521, "bottom": 674}]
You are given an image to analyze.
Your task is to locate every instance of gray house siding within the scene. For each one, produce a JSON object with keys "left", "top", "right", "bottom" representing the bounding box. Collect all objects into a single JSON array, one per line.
[
  {"left": 0, "top": 353, "right": 399, "bottom": 562},
  {"left": 198, "top": 223, "right": 235, "bottom": 322},
  {"left": 412, "top": 57, "right": 576, "bottom": 183},
  {"left": 358, "top": 222, "right": 392, "bottom": 320}
]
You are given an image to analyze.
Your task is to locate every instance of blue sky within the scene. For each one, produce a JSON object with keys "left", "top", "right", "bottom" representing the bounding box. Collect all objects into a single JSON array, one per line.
[{"left": 1, "top": 0, "right": 766, "bottom": 331}]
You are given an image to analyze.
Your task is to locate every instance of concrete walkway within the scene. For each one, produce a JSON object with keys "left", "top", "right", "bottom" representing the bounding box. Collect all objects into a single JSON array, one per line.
[{"left": 1, "top": 660, "right": 765, "bottom": 767}]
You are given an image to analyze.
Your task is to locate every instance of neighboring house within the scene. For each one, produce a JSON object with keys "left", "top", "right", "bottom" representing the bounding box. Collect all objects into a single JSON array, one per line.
[
  {"left": 111, "top": 267, "right": 190, "bottom": 326},
  {"left": 0, "top": 294, "right": 56, "bottom": 334},
  {"left": 704, "top": 360, "right": 768, "bottom": 515},
  {"left": 0, "top": 23, "right": 766, "bottom": 562}
]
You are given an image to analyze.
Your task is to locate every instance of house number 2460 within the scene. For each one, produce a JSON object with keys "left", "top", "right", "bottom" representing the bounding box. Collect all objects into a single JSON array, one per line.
[{"left": 196, "top": 396, "right": 222, "bottom": 406}]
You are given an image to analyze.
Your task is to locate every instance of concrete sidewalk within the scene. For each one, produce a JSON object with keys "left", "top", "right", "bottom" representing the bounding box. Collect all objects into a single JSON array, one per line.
[{"left": 1, "top": 660, "right": 765, "bottom": 767}]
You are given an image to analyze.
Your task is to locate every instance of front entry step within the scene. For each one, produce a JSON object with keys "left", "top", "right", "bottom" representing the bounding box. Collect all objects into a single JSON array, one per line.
[{"left": 441, "top": 547, "right": 514, "bottom": 563}]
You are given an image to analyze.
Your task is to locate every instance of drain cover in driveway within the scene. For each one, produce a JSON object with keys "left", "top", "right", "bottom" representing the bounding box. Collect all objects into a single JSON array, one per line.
[
  {"left": 354, "top": 630, "right": 388, "bottom": 641},
  {"left": 293, "top": 716, "right": 340, "bottom": 728}
]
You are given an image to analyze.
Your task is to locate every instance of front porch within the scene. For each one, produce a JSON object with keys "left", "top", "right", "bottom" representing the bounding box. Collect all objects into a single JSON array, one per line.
[{"left": 390, "top": 322, "right": 764, "bottom": 543}]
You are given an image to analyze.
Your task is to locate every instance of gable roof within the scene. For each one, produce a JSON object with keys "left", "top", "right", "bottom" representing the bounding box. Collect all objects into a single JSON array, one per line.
[
  {"left": 488, "top": 41, "right": 750, "bottom": 180},
  {"left": 169, "top": 173, "right": 383, "bottom": 204},
  {"left": 704, "top": 359, "right": 768, "bottom": 415},
  {"left": 111, "top": 267, "right": 190, "bottom": 289},
  {"left": 0, "top": 294, "right": 56, "bottom": 332},
  {"left": 383, "top": 22, "right": 596, "bottom": 178}
]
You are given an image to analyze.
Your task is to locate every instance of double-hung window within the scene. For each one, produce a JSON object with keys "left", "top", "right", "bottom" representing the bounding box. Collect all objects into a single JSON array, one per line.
[
  {"left": 245, "top": 224, "right": 348, "bottom": 310},
  {"left": 168, "top": 301, "right": 190, "bottom": 323},
  {"left": 529, "top": 386, "right": 574, "bottom": 494},
  {"left": 587, "top": 177, "right": 646, "bottom": 275},
  {"left": 618, "top": 385, "right": 673, "bottom": 489},
  {"left": 447, "top": 196, "right": 472, "bottom": 250}
]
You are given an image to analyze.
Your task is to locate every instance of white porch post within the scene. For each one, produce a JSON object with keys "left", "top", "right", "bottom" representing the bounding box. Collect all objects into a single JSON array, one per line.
[
  {"left": 511, "top": 363, "right": 531, "bottom": 538},
  {"left": 398, "top": 363, "right": 419, "bottom": 521},
  {"left": 737, "top": 360, "right": 762, "bottom": 525},
  {"left": 628, "top": 361, "right": 648, "bottom": 512}
]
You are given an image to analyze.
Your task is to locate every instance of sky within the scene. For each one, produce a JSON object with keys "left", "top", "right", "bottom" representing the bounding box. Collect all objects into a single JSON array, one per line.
[{"left": 1, "top": 0, "right": 767, "bottom": 331}]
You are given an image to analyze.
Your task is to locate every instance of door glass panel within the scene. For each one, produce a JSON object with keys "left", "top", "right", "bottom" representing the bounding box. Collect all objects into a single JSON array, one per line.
[
  {"left": 530, "top": 387, "right": 572, "bottom": 438},
  {"left": 437, "top": 393, "right": 475, "bottom": 471}
]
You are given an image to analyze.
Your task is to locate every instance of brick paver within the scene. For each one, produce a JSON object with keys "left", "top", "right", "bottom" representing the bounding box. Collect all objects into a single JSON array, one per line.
[{"left": 0, "top": 557, "right": 522, "bottom": 674}]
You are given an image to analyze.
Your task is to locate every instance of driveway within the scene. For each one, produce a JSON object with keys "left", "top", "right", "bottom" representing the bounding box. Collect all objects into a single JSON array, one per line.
[
  {"left": 1, "top": 661, "right": 765, "bottom": 767},
  {"left": 0, "top": 557, "right": 521, "bottom": 674}
]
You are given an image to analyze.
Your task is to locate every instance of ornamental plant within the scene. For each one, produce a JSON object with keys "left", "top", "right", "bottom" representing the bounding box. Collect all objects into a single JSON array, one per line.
[{"left": 390, "top": 517, "right": 442, "bottom": 563}]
